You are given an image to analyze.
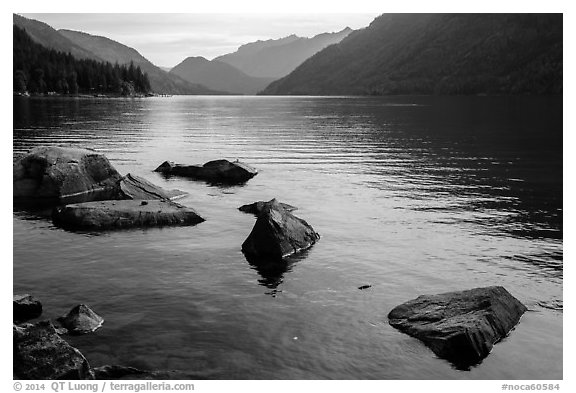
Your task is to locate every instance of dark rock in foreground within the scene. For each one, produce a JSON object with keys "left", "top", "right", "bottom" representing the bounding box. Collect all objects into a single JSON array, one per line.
[
  {"left": 13, "top": 146, "right": 122, "bottom": 201},
  {"left": 241, "top": 199, "right": 319, "bottom": 259},
  {"left": 238, "top": 200, "right": 297, "bottom": 215},
  {"left": 155, "top": 159, "right": 257, "bottom": 183},
  {"left": 387, "top": 286, "right": 527, "bottom": 368},
  {"left": 118, "top": 173, "right": 187, "bottom": 200},
  {"left": 14, "top": 294, "right": 42, "bottom": 323},
  {"left": 56, "top": 304, "right": 104, "bottom": 335},
  {"left": 14, "top": 321, "right": 93, "bottom": 379},
  {"left": 52, "top": 200, "right": 205, "bottom": 230}
]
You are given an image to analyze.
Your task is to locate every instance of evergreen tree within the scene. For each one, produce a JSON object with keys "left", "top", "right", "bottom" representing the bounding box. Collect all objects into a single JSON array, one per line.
[
  {"left": 14, "top": 70, "right": 27, "bottom": 93},
  {"left": 13, "top": 25, "right": 152, "bottom": 95}
]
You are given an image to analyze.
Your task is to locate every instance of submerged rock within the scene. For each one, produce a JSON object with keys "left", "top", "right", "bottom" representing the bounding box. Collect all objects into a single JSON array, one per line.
[
  {"left": 387, "top": 286, "right": 527, "bottom": 368},
  {"left": 56, "top": 304, "right": 104, "bottom": 335},
  {"left": 52, "top": 200, "right": 205, "bottom": 230},
  {"left": 241, "top": 199, "right": 320, "bottom": 259},
  {"left": 14, "top": 294, "right": 42, "bottom": 323},
  {"left": 13, "top": 321, "right": 94, "bottom": 379},
  {"left": 92, "top": 365, "right": 149, "bottom": 380},
  {"left": 118, "top": 173, "right": 187, "bottom": 200},
  {"left": 238, "top": 200, "right": 297, "bottom": 215},
  {"left": 93, "top": 365, "right": 200, "bottom": 380},
  {"left": 155, "top": 159, "right": 257, "bottom": 183},
  {"left": 13, "top": 146, "right": 122, "bottom": 201}
]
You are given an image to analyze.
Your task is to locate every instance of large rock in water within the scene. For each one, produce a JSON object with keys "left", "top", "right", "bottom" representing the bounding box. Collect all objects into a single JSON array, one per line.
[
  {"left": 241, "top": 199, "right": 320, "bottom": 259},
  {"left": 155, "top": 159, "right": 257, "bottom": 183},
  {"left": 387, "top": 286, "right": 527, "bottom": 368},
  {"left": 13, "top": 294, "right": 42, "bottom": 323},
  {"left": 56, "top": 304, "right": 104, "bottom": 335},
  {"left": 13, "top": 146, "right": 122, "bottom": 201},
  {"left": 13, "top": 321, "right": 94, "bottom": 379},
  {"left": 53, "top": 200, "right": 205, "bottom": 230}
]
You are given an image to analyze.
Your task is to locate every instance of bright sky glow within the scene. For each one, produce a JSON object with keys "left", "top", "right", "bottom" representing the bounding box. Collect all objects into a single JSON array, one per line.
[{"left": 21, "top": 13, "right": 380, "bottom": 67}]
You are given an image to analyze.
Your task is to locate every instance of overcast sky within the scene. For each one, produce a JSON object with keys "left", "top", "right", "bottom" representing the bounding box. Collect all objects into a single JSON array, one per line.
[{"left": 21, "top": 13, "right": 380, "bottom": 68}]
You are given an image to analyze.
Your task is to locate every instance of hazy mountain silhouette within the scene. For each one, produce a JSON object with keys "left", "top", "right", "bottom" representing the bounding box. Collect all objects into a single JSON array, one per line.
[
  {"left": 262, "top": 14, "right": 562, "bottom": 95},
  {"left": 170, "top": 56, "right": 275, "bottom": 94},
  {"left": 59, "top": 29, "right": 221, "bottom": 95},
  {"left": 215, "top": 28, "right": 352, "bottom": 78}
]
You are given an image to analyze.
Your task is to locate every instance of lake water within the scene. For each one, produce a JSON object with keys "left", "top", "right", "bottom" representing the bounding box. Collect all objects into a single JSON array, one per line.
[{"left": 13, "top": 95, "right": 562, "bottom": 379}]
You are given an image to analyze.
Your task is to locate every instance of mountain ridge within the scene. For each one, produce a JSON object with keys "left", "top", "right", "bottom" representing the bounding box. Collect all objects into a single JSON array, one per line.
[
  {"left": 215, "top": 27, "right": 353, "bottom": 78},
  {"left": 170, "top": 56, "right": 275, "bottom": 95},
  {"left": 262, "top": 14, "right": 562, "bottom": 96},
  {"left": 58, "top": 29, "right": 221, "bottom": 95}
]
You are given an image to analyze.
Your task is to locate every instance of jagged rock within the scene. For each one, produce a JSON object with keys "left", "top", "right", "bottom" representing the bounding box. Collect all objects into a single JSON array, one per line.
[
  {"left": 387, "top": 286, "right": 527, "bottom": 368},
  {"left": 241, "top": 199, "right": 320, "bottom": 259},
  {"left": 52, "top": 200, "right": 205, "bottom": 230},
  {"left": 238, "top": 200, "right": 297, "bottom": 215},
  {"left": 56, "top": 304, "right": 104, "bottom": 335},
  {"left": 155, "top": 159, "right": 257, "bottom": 183},
  {"left": 13, "top": 146, "right": 122, "bottom": 201},
  {"left": 14, "top": 294, "right": 42, "bottom": 322},
  {"left": 118, "top": 173, "right": 187, "bottom": 200},
  {"left": 13, "top": 321, "right": 94, "bottom": 379}
]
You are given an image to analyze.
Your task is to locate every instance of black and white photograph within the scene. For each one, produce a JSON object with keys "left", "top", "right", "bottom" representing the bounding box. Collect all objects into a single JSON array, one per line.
[{"left": 8, "top": 1, "right": 568, "bottom": 389}]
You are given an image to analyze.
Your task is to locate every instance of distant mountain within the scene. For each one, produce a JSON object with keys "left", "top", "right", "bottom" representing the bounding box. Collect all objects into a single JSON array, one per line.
[
  {"left": 170, "top": 56, "right": 276, "bottom": 94},
  {"left": 13, "top": 14, "right": 100, "bottom": 61},
  {"left": 58, "top": 29, "right": 220, "bottom": 95},
  {"left": 215, "top": 28, "right": 352, "bottom": 78},
  {"left": 262, "top": 14, "right": 562, "bottom": 96}
]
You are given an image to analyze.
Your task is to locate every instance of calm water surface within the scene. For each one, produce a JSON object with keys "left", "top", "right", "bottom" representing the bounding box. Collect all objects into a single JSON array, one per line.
[{"left": 13, "top": 96, "right": 562, "bottom": 379}]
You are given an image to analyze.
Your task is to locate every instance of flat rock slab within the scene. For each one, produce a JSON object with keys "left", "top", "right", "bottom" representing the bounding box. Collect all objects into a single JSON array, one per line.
[
  {"left": 238, "top": 200, "right": 297, "bottom": 215},
  {"left": 14, "top": 321, "right": 93, "bottom": 379},
  {"left": 242, "top": 198, "right": 319, "bottom": 259},
  {"left": 56, "top": 304, "right": 104, "bottom": 335},
  {"left": 155, "top": 159, "right": 257, "bottom": 183},
  {"left": 52, "top": 200, "right": 205, "bottom": 230},
  {"left": 388, "top": 286, "right": 527, "bottom": 368},
  {"left": 14, "top": 294, "right": 42, "bottom": 323},
  {"left": 118, "top": 173, "right": 187, "bottom": 200},
  {"left": 14, "top": 146, "right": 122, "bottom": 201}
]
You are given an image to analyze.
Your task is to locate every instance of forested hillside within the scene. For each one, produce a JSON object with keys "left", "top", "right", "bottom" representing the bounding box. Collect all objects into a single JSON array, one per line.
[
  {"left": 262, "top": 14, "right": 562, "bottom": 95},
  {"left": 13, "top": 25, "right": 150, "bottom": 95}
]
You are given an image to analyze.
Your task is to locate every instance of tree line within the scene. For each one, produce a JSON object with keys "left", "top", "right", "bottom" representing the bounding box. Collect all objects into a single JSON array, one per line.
[{"left": 13, "top": 25, "right": 151, "bottom": 96}]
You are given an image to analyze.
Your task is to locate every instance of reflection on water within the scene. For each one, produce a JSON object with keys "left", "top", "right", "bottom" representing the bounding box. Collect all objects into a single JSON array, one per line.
[
  {"left": 13, "top": 95, "right": 562, "bottom": 379},
  {"left": 245, "top": 250, "right": 309, "bottom": 293}
]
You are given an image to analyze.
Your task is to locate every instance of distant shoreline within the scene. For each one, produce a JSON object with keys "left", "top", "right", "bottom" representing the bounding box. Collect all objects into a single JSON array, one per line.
[{"left": 13, "top": 92, "right": 169, "bottom": 99}]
